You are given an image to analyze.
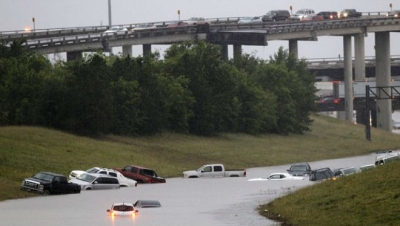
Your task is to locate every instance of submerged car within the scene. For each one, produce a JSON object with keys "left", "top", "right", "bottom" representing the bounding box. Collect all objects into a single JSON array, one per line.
[
  {"left": 248, "top": 173, "right": 305, "bottom": 181},
  {"left": 134, "top": 200, "right": 162, "bottom": 208},
  {"left": 69, "top": 173, "right": 120, "bottom": 190},
  {"left": 333, "top": 167, "right": 361, "bottom": 177},
  {"left": 309, "top": 167, "right": 334, "bottom": 181},
  {"left": 69, "top": 167, "right": 137, "bottom": 187},
  {"left": 107, "top": 203, "right": 138, "bottom": 217},
  {"left": 287, "top": 163, "right": 312, "bottom": 176}
]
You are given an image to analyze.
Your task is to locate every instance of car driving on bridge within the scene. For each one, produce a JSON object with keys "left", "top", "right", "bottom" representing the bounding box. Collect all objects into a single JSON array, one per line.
[
  {"left": 290, "top": 8, "right": 315, "bottom": 21},
  {"left": 103, "top": 26, "right": 128, "bottom": 36},
  {"left": 262, "top": 10, "right": 291, "bottom": 22},
  {"left": 387, "top": 10, "right": 400, "bottom": 17},
  {"left": 317, "top": 11, "right": 338, "bottom": 19},
  {"left": 184, "top": 17, "right": 210, "bottom": 25}
]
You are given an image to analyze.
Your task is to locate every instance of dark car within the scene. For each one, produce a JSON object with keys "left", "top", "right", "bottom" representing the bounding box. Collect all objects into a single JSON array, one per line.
[
  {"left": 21, "top": 172, "right": 81, "bottom": 195},
  {"left": 262, "top": 10, "right": 291, "bottom": 22},
  {"left": 309, "top": 167, "right": 334, "bottom": 181},
  {"left": 317, "top": 11, "right": 338, "bottom": 19},
  {"left": 387, "top": 10, "right": 400, "bottom": 17},
  {"left": 287, "top": 163, "right": 312, "bottom": 176}
]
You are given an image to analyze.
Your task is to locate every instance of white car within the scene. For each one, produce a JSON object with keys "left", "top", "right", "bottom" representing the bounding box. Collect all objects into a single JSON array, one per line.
[
  {"left": 248, "top": 173, "right": 305, "bottom": 181},
  {"left": 393, "top": 120, "right": 400, "bottom": 130},
  {"left": 69, "top": 173, "right": 120, "bottom": 190},
  {"left": 103, "top": 26, "right": 128, "bottom": 36},
  {"left": 69, "top": 167, "right": 137, "bottom": 187},
  {"left": 290, "top": 9, "right": 315, "bottom": 21},
  {"left": 237, "top": 16, "right": 263, "bottom": 24},
  {"left": 184, "top": 17, "right": 210, "bottom": 25},
  {"left": 132, "top": 23, "right": 157, "bottom": 32},
  {"left": 107, "top": 203, "right": 138, "bottom": 217}
]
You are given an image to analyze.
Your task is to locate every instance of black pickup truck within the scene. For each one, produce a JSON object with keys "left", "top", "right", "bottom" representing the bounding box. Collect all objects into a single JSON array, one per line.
[
  {"left": 21, "top": 171, "right": 81, "bottom": 195},
  {"left": 339, "top": 9, "right": 362, "bottom": 18}
]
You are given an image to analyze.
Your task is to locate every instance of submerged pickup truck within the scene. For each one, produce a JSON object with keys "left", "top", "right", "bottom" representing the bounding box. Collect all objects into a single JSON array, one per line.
[
  {"left": 21, "top": 171, "right": 81, "bottom": 195},
  {"left": 375, "top": 150, "right": 400, "bottom": 166},
  {"left": 182, "top": 164, "right": 246, "bottom": 178}
]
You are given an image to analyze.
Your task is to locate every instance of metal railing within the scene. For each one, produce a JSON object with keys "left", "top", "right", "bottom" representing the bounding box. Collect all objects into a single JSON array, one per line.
[{"left": 0, "top": 14, "right": 398, "bottom": 53}]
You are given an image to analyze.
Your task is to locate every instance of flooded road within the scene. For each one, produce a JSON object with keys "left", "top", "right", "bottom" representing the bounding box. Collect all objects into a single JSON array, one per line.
[{"left": 0, "top": 154, "right": 379, "bottom": 226}]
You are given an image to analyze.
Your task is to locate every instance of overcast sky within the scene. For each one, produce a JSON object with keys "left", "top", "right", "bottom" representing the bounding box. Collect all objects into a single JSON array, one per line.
[{"left": 1, "top": 0, "right": 399, "bottom": 59}]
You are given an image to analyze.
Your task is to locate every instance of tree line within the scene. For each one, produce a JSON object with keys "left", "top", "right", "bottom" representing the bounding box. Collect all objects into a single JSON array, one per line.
[{"left": 0, "top": 40, "right": 317, "bottom": 136}]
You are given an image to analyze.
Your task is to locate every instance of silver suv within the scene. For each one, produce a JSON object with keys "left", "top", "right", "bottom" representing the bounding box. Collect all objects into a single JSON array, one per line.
[
  {"left": 69, "top": 173, "right": 120, "bottom": 190},
  {"left": 291, "top": 9, "right": 315, "bottom": 21}
]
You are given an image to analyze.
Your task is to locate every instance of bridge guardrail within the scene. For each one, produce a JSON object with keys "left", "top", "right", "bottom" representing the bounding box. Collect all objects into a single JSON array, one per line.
[{"left": 2, "top": 15, "right": 399, "bottom": 53}]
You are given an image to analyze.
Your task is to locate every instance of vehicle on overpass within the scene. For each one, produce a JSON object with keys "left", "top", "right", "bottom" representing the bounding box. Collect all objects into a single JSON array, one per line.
[
  {"left": 338, "top": 9, "right": 362, "bottom": 18},
  {"left": 103, "top": 26, "right": 128, "bottom": 36}
]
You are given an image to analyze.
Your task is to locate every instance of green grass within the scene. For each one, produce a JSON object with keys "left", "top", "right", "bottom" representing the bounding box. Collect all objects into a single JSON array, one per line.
[
  {"left": 0, "top": 113, "right": 399, "bottom": 225},
  {"left": 260, "top": 161, "right": 400, "bottom": 226}
]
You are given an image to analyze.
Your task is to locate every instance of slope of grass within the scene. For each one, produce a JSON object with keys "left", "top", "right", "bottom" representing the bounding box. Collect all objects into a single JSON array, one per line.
[
  {"left": 0, "top": 113, "right": 399, "bottom": 204},
  {"left": 260, "top": 160, "right": 400, "bottom": 226}
]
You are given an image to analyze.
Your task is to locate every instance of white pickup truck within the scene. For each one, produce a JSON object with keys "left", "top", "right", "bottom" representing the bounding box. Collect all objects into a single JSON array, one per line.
[
  {"left": 182, "top": 164, "right": 246, "bottom": 178},
  {"left": 375, "top": 150, "right": 400, "bottom": 166}
]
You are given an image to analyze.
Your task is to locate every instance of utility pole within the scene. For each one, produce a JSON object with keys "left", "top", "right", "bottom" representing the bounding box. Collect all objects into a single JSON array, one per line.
[{"left": 108, "top": 0, "right": 112, "bottom": 28}]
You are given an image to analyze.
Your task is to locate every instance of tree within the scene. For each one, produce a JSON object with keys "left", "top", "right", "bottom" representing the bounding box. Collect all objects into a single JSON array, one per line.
[{"left": 61, "top": 54, "right": 113, "bottom": 135}]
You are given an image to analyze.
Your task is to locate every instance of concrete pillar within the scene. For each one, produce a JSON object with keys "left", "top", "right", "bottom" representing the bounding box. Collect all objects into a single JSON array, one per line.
[
  {"left": 343, "top": 35, "right": 354, "bottom": 123},
  {"left": 221, "top": 44, "right": 228, "bottom": 61},
  {"left": 375, "top": 32, "right": 392, "bottom": 132},
  {"left": 143, "top": 44, "right": 151, "bottom": 56},
  {"left": 233, "top": 44, "right": 242, "bottom": 60},
  {"left": 354, "top": 34, "right": 365, "bottom": 81},
  {"left": 289, "top": 39, "right": 298, "bottom": 59},
  {"left": 66, "top": 51, "right": 83, "bottom": 62},
  {"left": 122, "top": 45, "right": 132, "bottom": 57}
]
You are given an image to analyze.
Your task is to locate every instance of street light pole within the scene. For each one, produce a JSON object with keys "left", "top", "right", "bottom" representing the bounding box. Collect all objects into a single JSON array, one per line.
[{"left": 108, "top": 0, "right": 112, "bottom": 28}]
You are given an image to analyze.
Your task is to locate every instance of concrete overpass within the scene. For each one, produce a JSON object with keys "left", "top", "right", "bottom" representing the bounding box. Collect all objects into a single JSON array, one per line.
[{"left": 1, "top": 15, "right": 400, "bottom": 135}]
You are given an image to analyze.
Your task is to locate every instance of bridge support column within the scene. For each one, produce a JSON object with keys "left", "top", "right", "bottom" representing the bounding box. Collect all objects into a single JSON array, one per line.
[
  {"left": 289, "top": 40, "right": 298, "bottom": 59},
  {"left": 343, "top": 35, "right": 354, "bottom": 123},
  {"left": 375, "top": 32, "right": 392, "bottom": 132},
  {"left": 66, "top": 51, "right": 83, "bottom": 62},
  {"left": 233, "top": 44, "right": 242, "bottom": 60},
  {"left": 143, "top": 44, "right": 151, "bottom": 56},
  {"left": 122, "top": 45, "right": 132, "bottom": 57},
  {"left": 221, "top": 44, "right": 228, "bottom": 61},
  {"left": 354, "top": 34, "right": 365, "bottom": 81}
]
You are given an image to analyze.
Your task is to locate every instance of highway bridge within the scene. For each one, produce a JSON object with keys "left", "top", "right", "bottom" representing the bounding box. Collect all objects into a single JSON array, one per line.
[{"left": 1, "top": 13, "right": 400, "bottom": 135}]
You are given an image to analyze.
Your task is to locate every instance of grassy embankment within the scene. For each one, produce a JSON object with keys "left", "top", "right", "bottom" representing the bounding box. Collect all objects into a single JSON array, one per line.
[
  {"left": 260, "top": 160, "right": 400, "bottom": 226},
  {"left": 0, "top": 113, "right": 399, "bottom": 225}
]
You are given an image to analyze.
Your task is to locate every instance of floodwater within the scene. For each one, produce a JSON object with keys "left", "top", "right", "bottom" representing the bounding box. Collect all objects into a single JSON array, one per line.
[{"left": 0, "top": 154, "right": 378, "bottom": 226}]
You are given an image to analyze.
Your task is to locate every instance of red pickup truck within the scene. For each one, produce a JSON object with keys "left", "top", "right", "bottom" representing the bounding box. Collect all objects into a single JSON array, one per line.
[{"left": 115, "top": 165, "right": 166, "bottom": 183}]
